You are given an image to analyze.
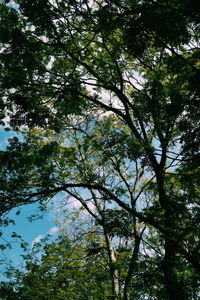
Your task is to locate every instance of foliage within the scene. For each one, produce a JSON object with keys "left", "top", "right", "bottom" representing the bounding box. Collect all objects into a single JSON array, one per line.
[
  {"left": 0, "top": 215, "right": 141, "bottom": 300},
  {"left": 0, "top": 0, "right": 200, "bottom": 299}
]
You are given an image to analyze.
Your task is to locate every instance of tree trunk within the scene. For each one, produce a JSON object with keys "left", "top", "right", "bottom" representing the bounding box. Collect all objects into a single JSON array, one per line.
[
  {"left": 104, "top": 234, "right": 120, "bottom": 299},
  {"left": 162, "top": 237, "right": 189, "bottom": 300},
  {"left": 123, "top": 234, "right": 141, "bottom": 300},
  {"left": 156, "top": 172, "right": 189, "bottom": 300}
]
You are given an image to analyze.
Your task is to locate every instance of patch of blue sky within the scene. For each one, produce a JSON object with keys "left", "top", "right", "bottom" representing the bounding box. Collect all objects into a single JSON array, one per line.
[
  {"left": 0, "top": 127, "right": 16, "bottom": 150},
  {"left": 0, "top": 203, "right": 58, "bottom": 281},
  {"left": 0, "top": 127, "right": 60, "bottom": 280},
  {"left": 6, "top": 1, "right": 19, "bottom": 10},
  {"left": 0, "top": 189, "right": 89, "bottom": 281}
]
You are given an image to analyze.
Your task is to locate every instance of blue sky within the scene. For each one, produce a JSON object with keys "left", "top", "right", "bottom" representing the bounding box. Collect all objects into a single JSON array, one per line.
[
  {"left": 0, "top": 127, "right": 58, "bottom": 281},
  {"left": 0, "top": 205, "right": 56, "bottom": 272}
]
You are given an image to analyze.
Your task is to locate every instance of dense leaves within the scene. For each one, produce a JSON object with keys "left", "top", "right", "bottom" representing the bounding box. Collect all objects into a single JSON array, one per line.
[{"left": 0, "top": 0, "right": 199, "bottom": 299}]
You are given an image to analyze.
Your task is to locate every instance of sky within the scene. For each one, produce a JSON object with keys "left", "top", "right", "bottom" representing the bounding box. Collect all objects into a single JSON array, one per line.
[
  {"left": 0, "top": 126, "right": 94, "bottom": 281},
  {"left": 0, "top": 127, "right": 59, "bottom": 281}
]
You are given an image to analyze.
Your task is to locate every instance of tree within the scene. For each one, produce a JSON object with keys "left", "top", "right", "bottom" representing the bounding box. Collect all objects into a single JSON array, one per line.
[
  {"left": 0, "top": 235, "right": 111, "bottom": 299},
  {"left": 0, "top": 210, "right": 145, "bottom": 300},
  {"left": 0, "top": 0, "right": 200, "bottom": 299}
]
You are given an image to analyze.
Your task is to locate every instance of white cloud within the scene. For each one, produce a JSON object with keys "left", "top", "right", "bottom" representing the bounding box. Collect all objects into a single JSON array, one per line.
[
  {"left": 49, "top": 226, "right": 59, "bottom": 234},
  {"left": 31, "top": 226, "right": 59, "bottom": 248},
  {"left": 31, "top": 234, "right": 43, "bottom": 247}
]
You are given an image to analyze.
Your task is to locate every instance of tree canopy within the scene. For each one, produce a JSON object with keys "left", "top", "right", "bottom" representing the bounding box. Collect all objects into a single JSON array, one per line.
[{"left": 0, "top": 0, "right": 200, "bottom": 299}]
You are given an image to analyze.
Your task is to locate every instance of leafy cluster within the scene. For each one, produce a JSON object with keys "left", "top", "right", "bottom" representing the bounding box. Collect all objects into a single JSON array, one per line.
[{"left": 0, "top": 0, "right": 199, "bottom": 299}]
